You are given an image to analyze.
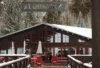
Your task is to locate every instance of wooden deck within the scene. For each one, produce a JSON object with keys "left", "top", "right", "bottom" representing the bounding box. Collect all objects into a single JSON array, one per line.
[{"left": 30, "top": 63, "right": 68, "bottom": 68}]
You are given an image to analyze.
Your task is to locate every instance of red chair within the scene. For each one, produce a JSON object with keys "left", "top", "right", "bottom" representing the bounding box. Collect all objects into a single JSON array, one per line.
[
  {"left": 0, "top": 57, "right": 4, "bottom": 63},
  {"left": 51, "top": 56, "right": 58, "bottom": 64},
  {"left": 31, "top": 56, "right": 37, "bottom": 66},
  {"left": 36, "top": 56, "right": 43, "bottom": 66}
]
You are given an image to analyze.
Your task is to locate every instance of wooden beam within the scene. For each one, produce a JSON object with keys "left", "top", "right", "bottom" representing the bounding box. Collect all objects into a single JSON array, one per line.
[{"left": 53, "top": 31, "right": 55, "bottom": 43}]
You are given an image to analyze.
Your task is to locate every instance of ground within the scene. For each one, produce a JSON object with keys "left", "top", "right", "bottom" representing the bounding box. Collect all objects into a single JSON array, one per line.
[{"left": 30, "top": 63, "right": 67, "bottom": 68}]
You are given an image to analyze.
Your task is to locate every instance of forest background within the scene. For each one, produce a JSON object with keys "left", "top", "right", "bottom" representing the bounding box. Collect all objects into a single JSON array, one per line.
[{"left": 0, "top": 0, "right": 91, "bottom": 35}]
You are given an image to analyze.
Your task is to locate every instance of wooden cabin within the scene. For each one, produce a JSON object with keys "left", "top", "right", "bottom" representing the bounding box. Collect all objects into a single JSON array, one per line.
[{"left": 0, "top": 24, "right": 92, "bottom": 59}]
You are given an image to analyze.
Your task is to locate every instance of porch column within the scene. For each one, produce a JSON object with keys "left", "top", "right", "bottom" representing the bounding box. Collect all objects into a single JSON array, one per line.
[
  {"left": 92, "top": 0, "right": 100, "bottom": 67},
  {"left": 76, "top": 47, "right": 80, "bottom": 54},
  {"left": 68, "top": 47, "right": 70, "bottom": 54},
  {"left": 53, "top": 47, "right": 55, "bottom": 56},
  {"left": 6, "top": 49, "right": 8, "bottom": 54},
  {"left": 15, "top": 46, "right": 17, "bottom": 54},
  {"left": 30, "top": 47, "right": 32, "bottom": 57},
  {"left": 61, "top": 48, "right": 63, "bottom": 57},
  {"left": 61, "top": 33, "right": 63, "bottom": 43},
  {"left": 46, "top": 48, "right": 48, "bottom": 56},
  {"left": 53, "top": 31, "right": 55, "bottom": 43},
  {"left": 85, "top": 47, "right": 88, "bottom": 54}
]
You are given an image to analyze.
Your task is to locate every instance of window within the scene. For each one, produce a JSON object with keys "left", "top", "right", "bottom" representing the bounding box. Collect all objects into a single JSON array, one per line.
[
  {"left": 25, "top": 48, "right": 30, "bottom": 54},
  {"left": 80, "top": 48, "right": 85, "bottom": 54},
  {"left": 88, "top": 48, "right": 92, "bottom": 55},
  {"left": 8, "top": 48, "right": 12, "bottom": 54},
  {"left": 55, "top": 47, "right": 61, "bottom": 57},
  {"left": 17, "top": 48, "right": 23, "bottom": 54},
  {"left": 70, "top": 47, "right": 76, "bottom": 54},
  {"left": 62, "top": 48, "right": 68, "bottom": 57},
  {"left": 46, "top": 36, "right": 53, "bottom": 43},
  {"left": 55, "top": 33, "right": 61, "bottom": 43},
  {"left": 50, "top": 36, "right": 53, "bottom": 43},
  {"left": 1, "top": 50, "right": 6, "bottom": 54},
  {"left": 63, "top": 34, "right": 69, "bottom": 43},
  {"left": 32, "top": 48, "right": 36, "bottom": 56}
]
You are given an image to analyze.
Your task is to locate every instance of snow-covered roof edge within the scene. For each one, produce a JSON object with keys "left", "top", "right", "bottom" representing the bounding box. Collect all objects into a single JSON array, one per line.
[
  {"left": 0, "top": 23, "right": 92, "bottom": 39},
  {"left": 46, "top": 24, "right": 92, "bottom": 39}
]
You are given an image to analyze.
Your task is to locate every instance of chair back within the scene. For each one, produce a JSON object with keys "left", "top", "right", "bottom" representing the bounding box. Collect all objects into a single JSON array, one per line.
[
  {"left": 51, "top": 56, "right": 58, "bottom": 64},
  {"left": 36, "top": 56, "right": 43, "bottom": 66}
]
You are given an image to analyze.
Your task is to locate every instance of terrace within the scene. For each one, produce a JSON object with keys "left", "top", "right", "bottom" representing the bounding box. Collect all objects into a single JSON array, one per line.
[{"left": 0, "top": 54, "right": 92, "bottom": 68}]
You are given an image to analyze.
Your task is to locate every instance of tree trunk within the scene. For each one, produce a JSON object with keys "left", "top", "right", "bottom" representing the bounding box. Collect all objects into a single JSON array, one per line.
[{"left": 92, "top": 0, "right": 100, "bottom": 68}]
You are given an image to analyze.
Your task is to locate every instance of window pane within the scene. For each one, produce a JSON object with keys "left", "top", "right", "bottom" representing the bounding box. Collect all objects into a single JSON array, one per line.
[
  {"left": 1, "top": 50, "right": 6, "bottom": 54},
  {"left": 55, "top": 33, "right": 61, "bottom": 43},
  {"left": 8, "top": 48, "right": 12, "bottom": 54},
  {"left": 63, "top": 34, "right": 69, "bottom": 43}
]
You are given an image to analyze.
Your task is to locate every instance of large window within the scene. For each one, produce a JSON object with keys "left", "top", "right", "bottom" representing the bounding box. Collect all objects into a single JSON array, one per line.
[
  {"left": 55, "top": 33, "right": 61, "bottom": 43},
  {"left": 63, "top": 34, "right": 69, "bottom": 43}
]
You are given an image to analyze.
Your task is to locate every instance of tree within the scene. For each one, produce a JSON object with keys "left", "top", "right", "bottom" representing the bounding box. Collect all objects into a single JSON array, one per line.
[
  {"left": 69, "top": 0, "right": 92, "bottom": 27},
  {"left": 0, "top": 0, "right": 40, "bottom": 35},
  {"left": 23, "top": 12, "right": 39, "bottom": 28},
  {"left": 69, "top": 0, "right": 91, "bottom": 17},
  {"left": 1, "top": 0, "right": 21, "bottom": 35},
  {"left": 43, "top": 12, "right": 62, "bottom": 24}
]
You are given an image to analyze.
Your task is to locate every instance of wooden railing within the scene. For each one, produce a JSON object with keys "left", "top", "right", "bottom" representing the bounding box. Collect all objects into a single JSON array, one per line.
[
  {"left": 67, "top": 55, "right": 92, "bottom": 68},
  {"left": 0, "top": 54, "right": 30, "bottom": 68}
]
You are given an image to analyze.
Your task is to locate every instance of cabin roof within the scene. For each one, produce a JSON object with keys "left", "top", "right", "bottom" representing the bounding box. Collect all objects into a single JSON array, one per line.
[{"left": 0, "top": 23, "right": 92, "bottom": 39}]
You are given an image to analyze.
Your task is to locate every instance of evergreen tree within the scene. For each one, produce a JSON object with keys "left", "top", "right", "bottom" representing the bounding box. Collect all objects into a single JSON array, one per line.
[
  {"left": 69, "top": 0, "right": 91, "bottom": 17},
  {"left": 1, "top": 0, "right": 21, "bottom": 35}
]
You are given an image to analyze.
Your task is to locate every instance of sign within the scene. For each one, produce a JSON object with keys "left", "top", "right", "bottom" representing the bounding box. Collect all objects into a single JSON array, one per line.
[{"left": 21, "top": 1, "right": 66, "bottom": 12}]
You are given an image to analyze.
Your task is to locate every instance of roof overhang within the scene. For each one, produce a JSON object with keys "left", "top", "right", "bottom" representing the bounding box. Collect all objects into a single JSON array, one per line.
[{"left": 0, "top": 23, "right": 92, "bottom": 40}]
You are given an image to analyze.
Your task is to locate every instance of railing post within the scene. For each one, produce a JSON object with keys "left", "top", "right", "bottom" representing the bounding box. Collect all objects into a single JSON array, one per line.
[
  {"left": 0, "top": 66, "right": 7, "bottom": 68},
  {"left": 79, "top": 64, "right": 83, "bottom": 68},
  {"left": 7, "top": 64, "right": 12, "bottom": 68},
  {"left": 24, "top": 59, "right": 27, "bottom": 68},
  {"left": 14, "top": 62, "right": 18, "bottom": 68}
]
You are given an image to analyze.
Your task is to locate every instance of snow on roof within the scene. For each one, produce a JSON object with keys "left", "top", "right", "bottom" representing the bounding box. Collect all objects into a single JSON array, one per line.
[
  {"left": 0, "top": 23, "right": 92, "bottom": 39},
  {"left": 47, "top": 24, "right": 92, "bottom": 39}
]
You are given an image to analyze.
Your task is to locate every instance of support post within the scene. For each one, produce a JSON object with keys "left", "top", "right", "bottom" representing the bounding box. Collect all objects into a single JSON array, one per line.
[
  {"left": 53, "top": 47, "right": 55, "bottom": 56},
  {"left": 92, "top": 0, "right": 100, "bottom": 67}
]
